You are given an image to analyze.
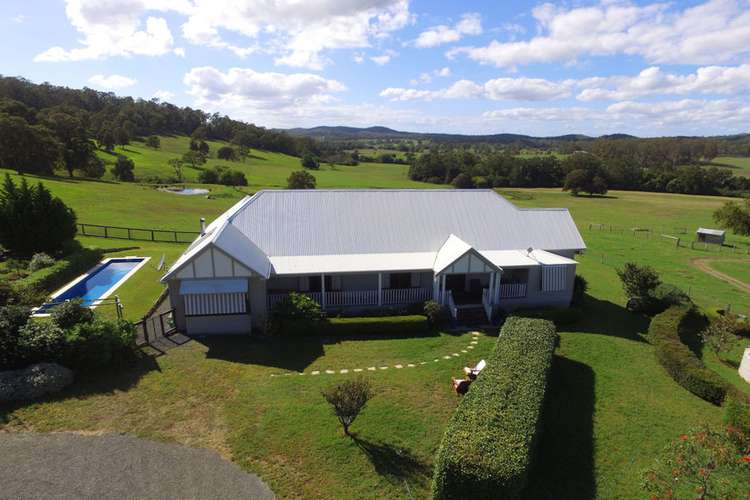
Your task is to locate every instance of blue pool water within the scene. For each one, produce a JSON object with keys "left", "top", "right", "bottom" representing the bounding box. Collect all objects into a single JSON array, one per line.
[{"left": 38, "top": 258, "right": 144, "bottom": 312}]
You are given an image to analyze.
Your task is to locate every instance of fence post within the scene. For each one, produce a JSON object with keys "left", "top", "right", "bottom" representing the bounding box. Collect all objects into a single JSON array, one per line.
[
  {"left": 151, "top": 230, "right": 155, "bottom": 241},
  {"left": 159, "top": 313, "right": 166, "bottom": 337},
  {"left": 127, "top": 228, "right": 131, "bottom": 239},
  {"left": 142, "top": 317, "right": 149, "bottom": 344},
  {"left": 174, "top": 231, "right": 178, "bottom": 242},
  {"left": 104, "top": 226, "right": 108, "bottom": 238}
]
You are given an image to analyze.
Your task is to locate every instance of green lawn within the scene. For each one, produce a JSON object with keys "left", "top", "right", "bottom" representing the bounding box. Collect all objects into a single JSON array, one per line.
[
  {"left": 708, "top": 259, "right": 750, "bottom": 285},
  {"left": 4, "top": 168, "right": 750, "bottom": 497},
  {"left": 712, "top": 156, "right": 750, "bottom": 177}
]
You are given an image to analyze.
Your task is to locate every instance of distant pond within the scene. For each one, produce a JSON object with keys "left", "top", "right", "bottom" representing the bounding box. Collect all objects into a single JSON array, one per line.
[{"left": 158, "top": 186, "right": 210, "bottom": 196}]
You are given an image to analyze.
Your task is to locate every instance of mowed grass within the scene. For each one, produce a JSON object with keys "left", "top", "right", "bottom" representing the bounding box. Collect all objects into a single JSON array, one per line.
[
  {"left": 712, "top": 156, "right": 750, "bottom": 177},
  {"left": 708, "top": 259, "right": 750, "bottom": 285},
  {"left": 99, "top": 135, "right": 437, "bottom": 190},
  {"left": 3, "top": 166, "right": 750, "bottom": 497}
]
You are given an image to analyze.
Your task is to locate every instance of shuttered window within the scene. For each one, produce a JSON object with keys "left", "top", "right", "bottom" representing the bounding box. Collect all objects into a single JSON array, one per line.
[
  {"left": 541, "top": 265, "right": 567, "bottom": 292},
  {"left": 184, "top": 292, "right": 248, "bottom": 316}
]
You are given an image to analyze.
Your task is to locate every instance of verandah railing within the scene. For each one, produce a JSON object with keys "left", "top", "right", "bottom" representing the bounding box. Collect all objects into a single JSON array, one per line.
[
  {"left": 499, "top": 282, "right": 527, "bottom": 299},
  {"left": 267, "top": 287, "right": 432, "bottom": 310}
]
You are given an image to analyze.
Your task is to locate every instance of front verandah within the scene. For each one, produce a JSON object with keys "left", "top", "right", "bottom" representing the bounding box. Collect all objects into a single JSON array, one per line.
[{"left": 266, "top": 272, "right": 433, "bottom": 310}]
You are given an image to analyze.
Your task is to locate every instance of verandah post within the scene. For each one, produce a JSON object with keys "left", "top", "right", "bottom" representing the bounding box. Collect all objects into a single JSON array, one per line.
[
  {"left": 378, "top": 272, "right": 382, "bottom": 306},
  {"left": 321, "top": 273, "right": 326, "bottom": 310}
]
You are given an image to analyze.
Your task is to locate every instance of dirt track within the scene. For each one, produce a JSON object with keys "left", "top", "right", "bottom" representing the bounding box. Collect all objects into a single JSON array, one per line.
[{"left": 690, "top": 257, "right": 750, "bottom": 294}]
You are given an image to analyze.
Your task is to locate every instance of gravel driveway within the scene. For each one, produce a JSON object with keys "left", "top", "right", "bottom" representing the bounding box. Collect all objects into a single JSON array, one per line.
[{"left": 0, "top": 432, "right": 274, "bottom": 500}]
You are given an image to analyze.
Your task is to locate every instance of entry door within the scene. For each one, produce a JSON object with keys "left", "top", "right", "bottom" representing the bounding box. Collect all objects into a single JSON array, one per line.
[{"left": 445, "top": 274, "right": 465, "bottom": 291}]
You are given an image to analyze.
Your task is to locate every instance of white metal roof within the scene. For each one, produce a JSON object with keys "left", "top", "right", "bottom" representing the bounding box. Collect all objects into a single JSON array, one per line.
[
  {"left": 696, "top": 227, "right": 725, "bottom": 236},
  {"left": 528, "top": 249, "right": 578, "bottom": 266},
  {"left": 180, "top": 278, "right": 248, "bottom": 294},
  {"left": 164, "top": 189, "right": 585, "bottom": 280},
  {"left": 270, "top": 252, "right": 436, "bottom": 275},
  {"left": 229, "top": 189, "right": 585, "bottom": 256}
]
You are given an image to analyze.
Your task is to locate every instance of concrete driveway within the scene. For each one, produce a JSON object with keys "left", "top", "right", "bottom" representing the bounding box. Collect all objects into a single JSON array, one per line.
[{"left": 0, "top": 432, "right": 274, "bottom": 500}]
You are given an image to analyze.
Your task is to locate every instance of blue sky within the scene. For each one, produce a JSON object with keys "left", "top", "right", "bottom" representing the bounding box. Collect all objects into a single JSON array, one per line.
[{"left": 2, "top": 0, "right": 750, "bottom": 136}]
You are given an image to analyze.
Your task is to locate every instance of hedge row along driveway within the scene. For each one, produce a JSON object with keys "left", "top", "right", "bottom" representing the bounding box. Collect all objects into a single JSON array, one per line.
[{"left": 432, "top": 317, "right": 558, "bottom": 499}]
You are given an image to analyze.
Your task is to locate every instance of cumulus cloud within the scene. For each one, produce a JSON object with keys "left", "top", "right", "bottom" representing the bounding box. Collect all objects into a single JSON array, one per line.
[
  {"left": 382, "top": 76, "right": 571, "bottom": 101},
  {"left": 414, "top": 12, "right": 482, "bottom": 48},
  {"left": 449, "top": 0, "right": 750, "bottom": 68},
  {"left": 576, "top": 64, "right": 750, "bottom": 101},
  {"left": 36, "top": 0, "right": 411, "bottom": 68},
  {"left": 12, "top": 14, "right": 26, "bottom": 24},
  {"left": 88, "top": 74, "right": 137, "bottom": 89},
  {"left": 35, "top": 0, "right": 184, "bottom": 62},
  {"left": 183, "top": 66, "right": 346, "bottom": 115},
  {"left": 370, "top": 50, "right": 397, "bottom": 66}
]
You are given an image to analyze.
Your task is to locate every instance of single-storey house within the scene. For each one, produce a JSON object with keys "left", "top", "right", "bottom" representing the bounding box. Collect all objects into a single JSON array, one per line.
[
  {"left": 161, "top": 189, "right": 586, "bottom": 335},
  {"left": 696, "top": 227, "right": 725, "bottom": 245}
]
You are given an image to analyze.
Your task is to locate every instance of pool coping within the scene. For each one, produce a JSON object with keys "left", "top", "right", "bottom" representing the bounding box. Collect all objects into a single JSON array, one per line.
[{"left": 32, "top": 256, "right": 151, "bottom": 316}]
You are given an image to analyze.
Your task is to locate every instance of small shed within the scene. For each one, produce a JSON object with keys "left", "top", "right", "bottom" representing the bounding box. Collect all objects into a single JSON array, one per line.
[{"left": 696, "top": 227, "right": 725, "bottom": 245}]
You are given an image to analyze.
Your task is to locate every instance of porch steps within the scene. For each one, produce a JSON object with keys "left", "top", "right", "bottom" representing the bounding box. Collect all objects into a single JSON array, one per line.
[{"left": 456, "top": 306, "right": 488, "bottom": 325}]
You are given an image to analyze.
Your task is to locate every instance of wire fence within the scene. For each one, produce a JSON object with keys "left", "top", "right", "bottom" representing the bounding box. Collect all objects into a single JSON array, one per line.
[
  {"left": 586, "top": 223, "right": 750, "bottom": 254},
  {"left": 77, "top": 223, "right": 199, "bottom": 243}
]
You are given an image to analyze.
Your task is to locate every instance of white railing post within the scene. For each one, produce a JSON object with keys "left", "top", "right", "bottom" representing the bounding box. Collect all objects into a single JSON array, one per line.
[
  {"left": 321, "top": 273, "right": 326, "bottom": 310},
  {"left": 378, "top": 273, "right": 382, "bottom": 307},
  {"left": 440, "top": 275, "right": 446, "bottom": 305}
]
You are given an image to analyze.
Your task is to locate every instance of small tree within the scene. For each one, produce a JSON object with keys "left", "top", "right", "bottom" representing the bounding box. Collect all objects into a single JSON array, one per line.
[
  {"left": 451, "top": 173, "right": 474, "bottom": 189},
  {"left": 287, "top": 170, "right": 316, "bottom": 189},
  {"left": 642, "top": 426, "right": 750, "bottom": 499},
  {"left": 563, "top": 169, "right": 608, "bottom": 196},
  {"left": 168, "top": 158, "right": 185, "bottom": 183},
  {"left": 198, "top": 167, "right": 221, "bottom": 184},
  {"left": 714, "top": 198, "right": 750, "bottom": 236},
  {"left": 219, "top": 169, "right": 247, "bottom": 186},
  {"left": 112, "top": 155, "right": 135, "bottom": 181},
  {"left": 217, "top": 146, "right": 237, "bottom": 161},
  {"left": 301, "top": 152, "right": 320, "bottom": 169},
  {"left": 182, "top": 150, "right": 207, "bottom": 169},
  {"left": 145, "top": 135, "right": 160, "bottom": 149},
  {"left": 321, "top": 377, "right": 374, "bottom": 436},
  {"left": 616, "top": 262, "right": 661, "bottom": 300},
  {"left": 701, "top": 314, "right": 743, "bottom": 358}
]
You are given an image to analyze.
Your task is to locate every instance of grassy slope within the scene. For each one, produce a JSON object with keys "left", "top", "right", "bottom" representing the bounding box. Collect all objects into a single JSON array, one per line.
[
  {"left": 712, "top": 156, "right": 750, "bottom": 177},
  {"left": 709, "top": 259, "right": 750, "bottom": 285},
  {"left": 98, "top": 136, "right": 436, "bottom": 190}
]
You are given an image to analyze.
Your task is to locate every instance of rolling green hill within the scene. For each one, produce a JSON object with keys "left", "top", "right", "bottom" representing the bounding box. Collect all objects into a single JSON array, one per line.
[
  {"left": 97, "top": 135, "right": 435, "bottom": 190},
  {"left": 712, "top": 156, "right": 750, "bottom": 177}
]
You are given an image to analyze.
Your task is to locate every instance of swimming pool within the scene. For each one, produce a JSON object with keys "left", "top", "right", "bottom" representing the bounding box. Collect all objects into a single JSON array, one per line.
[{"left": 35, "top": 257, "right": 150, "bottom": 314}]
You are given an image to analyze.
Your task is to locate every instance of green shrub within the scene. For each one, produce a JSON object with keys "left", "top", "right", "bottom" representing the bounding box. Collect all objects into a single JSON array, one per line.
[
  {"left": 50, "top": 298, "right": 94, "bottom": 329},
  {"left": 28, "top": 252, "right": 55, "bottom": 272},
  {"left": 14, "top": 246, "right": 103, "bottom": 298},
  {"left": 424, "top": 300, "right": 449, "bottom": 327},
  {"left": 0, "top": 304, "right": 30, "bottom": 369},
  {"left": 725, "top": 390, "right": 750, "bottom": 436},
  {"left": 219, "top": 169, "right": 247, "bottom": 186},
  {"left": 617, "top": 262, "right": 661, "bottom": 309},
  {"left": 649, "top": 306, "right": 728, "bottom": 405},
  {"left": 572, "top": 274, "right": 588, "bottom": 305},
  {"left": 112, "top": 155, "right": 135, "bottom": 182},
  {"left": 432, "top": 317, "right": 558, "bottom": 499},
  {"left": 63, "top": 319, "right": 136, "bottom": 369},
  {"left": 321, "top": 377, "right": 374, "bottom": 436},
  {"left": 17, "top": 320, "right": 67, "bottom": 365},
  {"left": 270, "top": 292, "right": 322, "bottom": 334},
  {"left": 511, "top": 306, "right": 583, "bottom": 327}
]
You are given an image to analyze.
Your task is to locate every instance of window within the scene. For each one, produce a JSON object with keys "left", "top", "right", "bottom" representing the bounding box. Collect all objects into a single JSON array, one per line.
[
  {"left": 184, "top": 292, "right": 247, "bottom": 316},
  {"left": 503, "top": 268, "right": 529, "bottom": 284},
  {"left": 308, "top": 276, "right": 335, "bottom": 292},
  {"left": 389, "top": 272, "right": 411, "bottom": 289}
]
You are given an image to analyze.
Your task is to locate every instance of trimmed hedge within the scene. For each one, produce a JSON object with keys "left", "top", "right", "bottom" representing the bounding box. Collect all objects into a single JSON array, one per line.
[
  {"left": 13, "top": 247, "right": 103, "bottom": 302},
  {"left": 432, "top": 317, "right": 558, "bottom": 499},
  {"left": 649, "top": 305, "right": 728, "bottom": 405}
]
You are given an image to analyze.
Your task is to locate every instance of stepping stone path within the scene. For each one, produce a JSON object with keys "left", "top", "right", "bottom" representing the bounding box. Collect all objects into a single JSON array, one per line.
[{"left": 270, "top": 331, "right": 484, "bottom": 378}]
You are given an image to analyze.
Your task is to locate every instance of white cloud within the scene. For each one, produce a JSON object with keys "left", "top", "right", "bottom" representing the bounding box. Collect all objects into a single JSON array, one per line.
[
  {"left": 36, "top": 0, "right": 410, "bottom": 68},
  {"left": 449, "top": 0, "right": 750, "bottom": 68},
  {"left": 382, "top": 76, "right": 571, "bottom": 101},
  {"left": 414, "top": 12, "right": 482, "bottom": 48},
  {"left": 12, "top": 14, "right": 26, "bottom": 24},
  {"left": 184, "top": 66, "right": 347, "bottom": 115},
  {"left": 88, "top": 74, "right": 138, "bottom": 89},
  {"left": 576, "top": 64, "right": 750, "bottom": 101},
  {"left": 435, "top": 66, "right": 452, "bottom": 77},
  {"left": 153, "top": 89, "right": 176, "bottom": 100},
  {"left": 370, "top": 50, "right": 397, "bottom": 66},
  {"left": 35, "top": 0, "right": 184, "bottom": 62}
]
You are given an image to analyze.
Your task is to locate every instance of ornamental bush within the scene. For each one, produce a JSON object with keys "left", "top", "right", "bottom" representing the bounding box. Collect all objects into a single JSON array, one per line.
[
  {"left": 270, "top": 292, "right": 322, "bottom": 334},
  {"left": 432, "top": 317, "right": 557, "bottom": 499},
  {"left": 0, "top": 304, "right": 31, "bottom": 369},
  {"left": 17, "top": 320, "right": 67, "bottom": 366},
  {"left": 28, "top": 252, "right": 55, "bottom": 272},
  {"left": 649, "top": 305, "right": 728, "bottom": 405},
  {"left": 50, "top": 298, "right": 94, "bottom": 329},
  {"left": 424, "top": 300, "right": 449, "bottom": 328},
  {"left": 63, "top": 319, "right": 136, "bottom": 369}
]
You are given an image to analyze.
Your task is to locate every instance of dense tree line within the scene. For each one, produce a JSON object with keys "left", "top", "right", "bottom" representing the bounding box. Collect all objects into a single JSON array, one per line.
[
  {"left": 409, "top": 147, "right": 750, "bottom": 196},
  {"left": 0, "top": 76, "right": 319, "bottom": 176}
]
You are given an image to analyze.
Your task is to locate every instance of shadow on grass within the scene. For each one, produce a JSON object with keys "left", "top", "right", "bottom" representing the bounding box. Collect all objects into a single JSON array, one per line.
[
  {"left": 525, "top": 355, "right": 596, "bottom": 499},
  {"left": 569, "top": 295, "right": 650, "bottom": 342},
  {"left": 198, "top": 328, "right": 451, "bottom": 371},
  {"left": 352, "top": 435, "right": 432, "bottom": 490},
  {"left": 0, "top": 353, "right": 159, "bottom": 424}
]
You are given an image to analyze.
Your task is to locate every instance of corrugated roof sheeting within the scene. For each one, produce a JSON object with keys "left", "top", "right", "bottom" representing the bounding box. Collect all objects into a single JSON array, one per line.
[
  {"left": 696, "top": 227, "right": 725, "bottom": 236},
  {"left": 529, "top": 249, "right": 578, "bottom": 265},
  {"left": 230, "top": 190, "right": 586, "bottom": 256},
  {"left": 270, "top": 252, "right": 435, "bottom": 275}
]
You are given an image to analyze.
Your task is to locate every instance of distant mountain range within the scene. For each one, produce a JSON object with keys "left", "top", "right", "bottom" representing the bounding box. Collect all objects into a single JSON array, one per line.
[{"left": 284, "top": 126, "right": 749, "bottom": 145}]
